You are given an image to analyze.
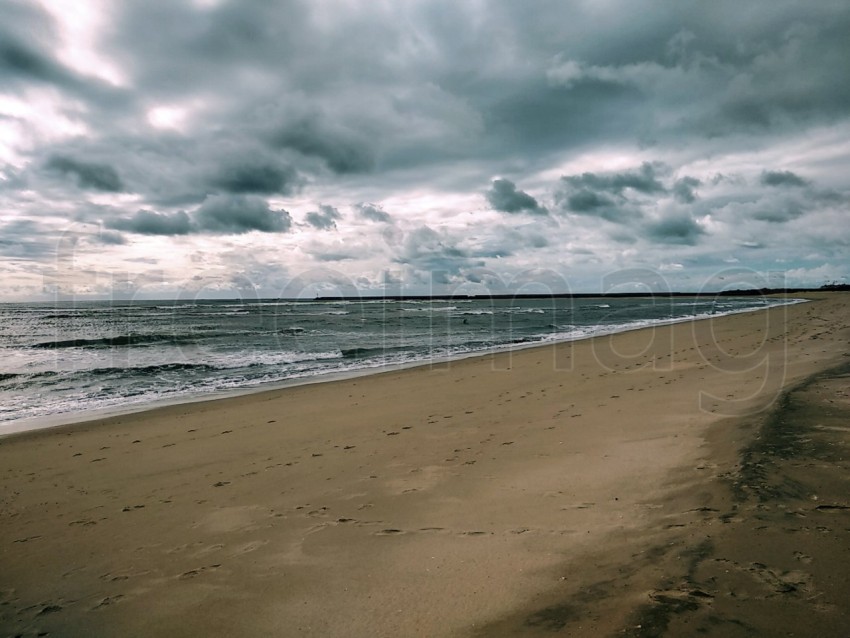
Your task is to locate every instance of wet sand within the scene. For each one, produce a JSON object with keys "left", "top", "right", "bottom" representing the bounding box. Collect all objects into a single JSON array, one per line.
[{"left": 1, "top": 293, "right": 848, "bottom": 637}]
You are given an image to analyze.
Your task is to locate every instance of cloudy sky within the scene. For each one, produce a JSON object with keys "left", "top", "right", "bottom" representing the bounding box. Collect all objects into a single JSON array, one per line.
[{"left": 1, "top": 0, "right": 849, "bottom": 300}]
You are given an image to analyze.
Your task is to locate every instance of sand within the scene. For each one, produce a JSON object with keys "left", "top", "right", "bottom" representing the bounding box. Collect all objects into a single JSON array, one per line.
[{"left": 1, "top": 293, "right": 848, "bottom": 637}]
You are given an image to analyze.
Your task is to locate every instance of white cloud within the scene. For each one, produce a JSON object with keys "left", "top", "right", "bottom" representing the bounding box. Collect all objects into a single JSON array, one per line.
[
  {"left": 146, "top": 105, "right": 188, "bottom": 131},
  {"left": 35, "top": 0, "right": 127, "bottom": 86},
  {"left": 0, "top": 90, "right": 89, "bottom": 163}
]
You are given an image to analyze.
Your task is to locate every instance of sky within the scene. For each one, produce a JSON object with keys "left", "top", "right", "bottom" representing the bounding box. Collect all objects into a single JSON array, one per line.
[{"left": 1, "top": 0, "right": 849, "bottom": 300}]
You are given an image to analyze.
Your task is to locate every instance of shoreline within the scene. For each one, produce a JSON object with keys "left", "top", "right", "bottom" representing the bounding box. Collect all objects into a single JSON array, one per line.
[
  {"left": 1, "top": 293, "right": 847, "bottom": 636},
  {"left": 0, "top": 296, "right": 805, "bottom": 438}
]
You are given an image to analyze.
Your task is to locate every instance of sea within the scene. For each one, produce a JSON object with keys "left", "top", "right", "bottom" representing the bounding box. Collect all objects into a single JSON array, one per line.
[{"left": 0, "top": 295, "right": 799, "bottom": 431}]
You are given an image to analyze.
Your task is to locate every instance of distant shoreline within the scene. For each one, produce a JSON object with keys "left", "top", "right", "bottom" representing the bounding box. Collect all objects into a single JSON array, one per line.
[
  {"left": 306, "top": 285, "right": 850, "bottom": 302},
  {"left": 3, "top": 286, "right": 845, "bottom": 306},
  {"left": 314, "top": 286, "right": 846, "bottom": 302}
]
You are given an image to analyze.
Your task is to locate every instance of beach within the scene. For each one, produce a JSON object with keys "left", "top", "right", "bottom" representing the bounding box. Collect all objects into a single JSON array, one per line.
[{"left": 1, "top": 293, "right": 848, "bottom": 636}]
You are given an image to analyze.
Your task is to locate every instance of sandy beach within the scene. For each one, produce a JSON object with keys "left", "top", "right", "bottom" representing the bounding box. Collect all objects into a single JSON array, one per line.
[{"left": 2, "top": 293, "right": 848, "bottom": 637}]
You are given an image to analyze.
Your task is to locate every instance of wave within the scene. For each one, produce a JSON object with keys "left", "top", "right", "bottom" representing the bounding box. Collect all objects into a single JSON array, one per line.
[
  {"left": 3, "top": 365, "right": 215, "bottom": 385},
  {"left": 97, "top": 362, "right": 219, "bottom": 376},
  {"left": 341, "top": 347, "right": 382, "bottom": 358},
  {"left": 341, "top": 345, "right": 418, "bottom": 359},
  {"left": 31, "top": 333, "right": 201, "bottom": 349},
  {"left": 239, "top": 351, "right": 341, "bottom": 366},
  {"left": 4, "top": 353, "right": 344, "bottom": 387},
  {"left": 402, "top": 306, "right": 457, "bottom": 313},
  {"left": 509, "top": 336, "right": 542, "bottom": 344},
  {"left": 285, "top": 309, "right": 351, "bottom": 317}
]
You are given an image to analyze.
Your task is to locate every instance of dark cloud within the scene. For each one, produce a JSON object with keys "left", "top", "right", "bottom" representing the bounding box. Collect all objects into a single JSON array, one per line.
[
  {"left": 356, "top": 203, "right": 392, "bottom": 223},
  {"left": 485, "top": 179, "right": 547, "bottom": 215},
  {"left": 561, "top": 190, "right": 635, "bottom": 224},
  {"left": 0, "top": 3, "right": 76, "bottom": 89},
  {"left": 541, "top": 5, "right": 850, "bottom": 145},
  {"left": 208, "top": 158, "right": 299, "bottom": 195},
  {"left": 107, "top": 210, "right": 193, "bottom": 236},
  {"left": 483, "top": 76, "right": 643, "bottom": 164},
  {"left": 305, "top": 205, "right": 342, "bottom": 231},
  {"left": 555, "top": 164, "right": 667, "bottom": 223},
  {"left": 561, "top": 163, "right": 666, "bottom": 196},
  {"left": 196, "top": 195, "right": 292, "bottom": 233},
  {"left": 97, "top": 230, "right": 126, "bottom": 245},
  {"left": 708, "top": 18, "right": 850, "bottom": 134},
  {"left": 672, "top": 177, "right": 701, "bottom": 203},
  {"left": 0, "top": 34, "right": 67, "bottom": 85},
  {"left": 45, "top": 155, "right": 125, "bottom": 192},
  {"left": 0, "top": 219, "right": 54, "bottom": 259},
  {"left": 393, "top": 226, "right": 479, "bottom": 284},
  {"left": 272, "top": 114, "right": 375, "bottom": 174},
  {"left": 312, "top": 250, "right": 359, "bottom": 262},
  {"left": 644, "top": 214, "right": 705, "bottom": 245},
  {"left": 106, "top": 0, "right": 308, "bottom": 94},
  {"left": 471, "top": 226, "right": 550, "bottom": 260},
  {"left": 564, "top": 190, "right": 613, "bottom": 212},
  {"left": 760, "top": 170, "right": 809, "bottom": 188},
  {"left": 752, "top": 200, "right": 805, "bottom": 223}
]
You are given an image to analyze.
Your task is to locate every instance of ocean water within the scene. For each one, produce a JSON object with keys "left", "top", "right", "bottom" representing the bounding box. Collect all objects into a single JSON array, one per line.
[{"left": 0, "top": 296, "right": 795, "bottom": 429}]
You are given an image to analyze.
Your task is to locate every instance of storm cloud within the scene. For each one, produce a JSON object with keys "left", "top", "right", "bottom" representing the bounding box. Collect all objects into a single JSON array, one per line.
[
  {"left": 357, "top": 203, "right": 392, "bottom": 223},
  {"left": 1, "top": 33, "right": 69, "bottom": 86},
  {"left": 305, "top": 205, "right": 342, "bottom": 231},
  {"left": 760, "top": 170, "right": 809, "bottom": 188},
  {"left": 561, "top": 164, "right": 667, "bottom": 197},
  {"left": 107, "top": 210, "right": 192, "bottom": 236},
  {"left": 485, "top": 179, "right": 547, "bottom": 215},
  {"left": 644, "top": 214, "right": 705, "bottom": 245},
  {"left": 672, "top": 177, "right": 701, "bottom": 203},
  {"left": 45, "top": 155, "right": 124, "bottom": 192},
  {"left": 393, "top": 226, "right": 480, "bottom": 284},
  {"left": 273, "top": 115, "right": 375, "bottom": 175},
  {"left": 208, "top": 158, "right": 299, "bottom": 195},
  {"left": 555, "top": 164, "right": 673, "bottom": 224},
  {"left": 0, "top": 219, "right": 54, "bottom": 259},
  {"left": 195, "top": 195, "right": 293, "bottom": 234},
  {"left": 751, "top": 200, "right": 806, "bottom": 223}
]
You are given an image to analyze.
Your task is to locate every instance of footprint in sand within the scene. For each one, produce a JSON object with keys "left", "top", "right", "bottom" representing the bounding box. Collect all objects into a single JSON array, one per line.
[
  {"left": 234, "top": 540, "right": 267, "bottom": 554},
  {"left": 747, "top": 562, "right": 812, "bottom": 593},
  {"left": 92, "top": 595, "right": 124, "bottom": 610},
  {"left": 178, "top": 564, "right": 221, "bottom": 579}
]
